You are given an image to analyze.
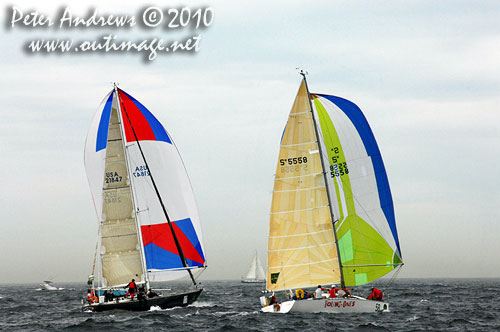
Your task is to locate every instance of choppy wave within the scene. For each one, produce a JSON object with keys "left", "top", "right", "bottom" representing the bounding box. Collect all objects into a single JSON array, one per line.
[{"left": 1, "top": 279, "right": 500, "bottom": 331}]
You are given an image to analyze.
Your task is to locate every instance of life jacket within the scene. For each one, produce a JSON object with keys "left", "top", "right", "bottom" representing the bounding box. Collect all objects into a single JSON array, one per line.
[{"left": 369, "top": 288, "right": 383, "bottom": 300}]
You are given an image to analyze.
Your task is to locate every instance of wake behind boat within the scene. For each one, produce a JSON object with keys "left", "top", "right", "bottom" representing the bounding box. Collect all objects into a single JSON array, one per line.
[
  {"left": 241, "top": 251, "right": 265, "bottom": 284},
  {"left": 260, "top": 72, "right": 403, "bottom": 314},
  {"left": 83, "top": 85, "right": 207, "bottom": 312}
]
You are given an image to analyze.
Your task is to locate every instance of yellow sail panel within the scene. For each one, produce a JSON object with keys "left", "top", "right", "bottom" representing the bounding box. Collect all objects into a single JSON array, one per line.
[
  {"left": 267, "top": 81, "right": 340, "bottom": 291},
  {"left": 100, "top": 106, "right": 143, "bottom": 287}
]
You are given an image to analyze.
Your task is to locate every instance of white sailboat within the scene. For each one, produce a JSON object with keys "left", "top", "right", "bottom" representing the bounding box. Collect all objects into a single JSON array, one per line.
[
  {"left": 83, "top": 84, "right": 207, "bottom": 311},
  {"left": 261, "top": 72, "right": 403, "bottom": 313},
  {"left": 242, "top": 252, "right": 266, "bottom": 283}
]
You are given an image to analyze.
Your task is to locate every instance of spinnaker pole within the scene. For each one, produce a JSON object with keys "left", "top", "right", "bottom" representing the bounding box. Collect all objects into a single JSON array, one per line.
[{"left": 299, "top": 71, "right": 345, "bottom": 288}]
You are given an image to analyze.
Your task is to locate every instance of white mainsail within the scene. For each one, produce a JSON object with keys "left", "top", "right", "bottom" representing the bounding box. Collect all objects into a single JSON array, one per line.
[{"left": 244, "top": 253, "right": 266, "bottom": 281}]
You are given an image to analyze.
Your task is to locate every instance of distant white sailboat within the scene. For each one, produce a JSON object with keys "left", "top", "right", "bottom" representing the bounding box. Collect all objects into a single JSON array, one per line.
[{"left": 242, "top": 252, "right": 266, "bottom": 283}]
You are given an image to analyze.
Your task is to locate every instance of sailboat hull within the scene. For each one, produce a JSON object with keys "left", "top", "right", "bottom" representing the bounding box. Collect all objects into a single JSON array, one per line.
[
  {"left": 261, "top": 297, "right": 388, "bottom": 314},
  {"left": 82, "top": 289, "right": 202, "bottom": 312}
]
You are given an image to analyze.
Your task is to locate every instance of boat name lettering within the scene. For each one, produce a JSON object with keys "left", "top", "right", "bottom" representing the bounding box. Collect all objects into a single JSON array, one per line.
[
  {"left": 280, "top": 157, "right": 308, "bottom": 166},
  {"left": 105, "top": 171, "right": 123, "bottom": 183},
  {"left": 324, "top": 300, "right": 356, "bottom": 308},
  {"left": 133, "top": 165, "right": 150, "bottom": 177}
]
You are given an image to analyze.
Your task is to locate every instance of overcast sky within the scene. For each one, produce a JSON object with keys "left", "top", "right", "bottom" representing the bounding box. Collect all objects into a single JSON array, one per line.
[{"left": 1, "top": 0, "right": 499, "bottom": 283}]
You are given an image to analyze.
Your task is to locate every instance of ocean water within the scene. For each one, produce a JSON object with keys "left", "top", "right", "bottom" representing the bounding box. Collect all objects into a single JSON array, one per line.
[{"left": 0, "top": 279, "right": 499, "bottom": 331}]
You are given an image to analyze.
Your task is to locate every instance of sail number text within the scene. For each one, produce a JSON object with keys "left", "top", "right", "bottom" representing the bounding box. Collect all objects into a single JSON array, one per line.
[
  {"left": 330, "top": 162, "right": 349, "bottom": 177},
  {"left": 329, "top": 146, "right": 349, "bottom": 177},
  {"left": 280, "top": 157, "right": 308, "bottom": 173},
  {"left": 105, "top": 171, "right": 122, "bottom": 184},
  {"left": 133, "top": 165, "right": 150, "bottom": 177},
  {"left": 280, "top": 157, "right": 308, "bottom": 166}
]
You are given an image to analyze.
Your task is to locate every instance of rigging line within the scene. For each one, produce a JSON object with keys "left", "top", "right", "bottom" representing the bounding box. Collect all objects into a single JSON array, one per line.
[
  {"left": 381, "top": 264, "right": 403, "bottom": 295},
  {"left": 116, "top": 88, "right": 198, "bottom": 287}
]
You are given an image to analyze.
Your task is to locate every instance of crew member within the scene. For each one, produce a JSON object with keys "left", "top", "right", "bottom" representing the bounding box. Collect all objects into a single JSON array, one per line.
[
  {"left": 86, "top": 290, "right": 92, "bottom": 304},
  {"left": 147, "top": 288, "right": 159, "bottom": 298},
  {"left": 125, "top": 279, "right": 137, "bottom": 300},
  {"left": 329, "top": 285, "right": 338, "bottom": 298},
  {"left": 315, "top": 285, "right": 323, "bottom": 299},
  {"left": 367, "top": 288, "right": 383, "bottom": 301}
]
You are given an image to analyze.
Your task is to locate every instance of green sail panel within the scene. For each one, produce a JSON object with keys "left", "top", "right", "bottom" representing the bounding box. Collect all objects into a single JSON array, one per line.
[{"left": 312, "top": 95, "right": 402, "bottom": 286}]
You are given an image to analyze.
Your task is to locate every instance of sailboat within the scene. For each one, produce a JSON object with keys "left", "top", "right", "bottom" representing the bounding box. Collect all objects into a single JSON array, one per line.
[
  {"left": 260, "top": 73, "right": 403, "bottom": 313},
  {"left": 82, "top": 85, "right": 206, "bottom": 312},
  {"left": 241, "top": 252, "right": 266, "bottom": 283}
]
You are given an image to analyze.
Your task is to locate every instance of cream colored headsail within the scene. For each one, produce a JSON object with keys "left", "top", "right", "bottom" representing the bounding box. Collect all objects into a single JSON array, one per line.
[
  {"left": 267, "top": 81, "right": 340, "bottom": 291},
  {"left": 100, "top": 100, "right": 143, "bottom": 287}
]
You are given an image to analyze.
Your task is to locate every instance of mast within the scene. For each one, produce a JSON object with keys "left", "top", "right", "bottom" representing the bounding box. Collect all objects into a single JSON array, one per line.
[
  {"left": 299, "top": 71, "right": 345, "bottom": 288},
  {"left": 115, "top": 86, "right": 198, "bottom": 287},
  {"left": 113, "top": 84, "right": 150, "bottom": 288}
]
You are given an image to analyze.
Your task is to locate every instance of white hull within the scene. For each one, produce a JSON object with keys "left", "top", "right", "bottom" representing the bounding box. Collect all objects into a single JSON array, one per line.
[{"left": 261, "top": 296, "right": 388, "bottom": 314}]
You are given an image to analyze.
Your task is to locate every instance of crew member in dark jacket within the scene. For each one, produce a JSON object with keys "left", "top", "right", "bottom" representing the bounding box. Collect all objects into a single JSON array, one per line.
[{"left": 125, "top": 279, "right": 137, "bottom": 300}]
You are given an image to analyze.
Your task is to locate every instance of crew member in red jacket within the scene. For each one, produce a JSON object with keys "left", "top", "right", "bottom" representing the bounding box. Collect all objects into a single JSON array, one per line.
[
  {"left": 125, "top": 279, "right": 137, "bottom": 300},
  {"left": 367, "top": 288, "right": 383, "bottom": 301}
]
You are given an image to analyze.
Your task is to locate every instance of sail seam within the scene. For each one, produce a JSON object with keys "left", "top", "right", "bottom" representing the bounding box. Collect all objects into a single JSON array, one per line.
[
  {"left": 269, "top": 258, "right": 336, "bottom": 269},
  {"left": 275, "top": 172, "right": 323, "bottom": 180},
  {"left": 290, "top": 111, "right": 312, "bottom": 116},
  {"left": 270, "top": 204, "right": 329, "bottom": 214},
  {"left": 269, "top": 241, "right": 335, "bottom": 252},
  {"left": 269, "top": 229, "right": 332, "bottom": 238},
  {"left": 103, "top": 185, "right": 130, "bottom": 191},
  {"left": 273, "top": 186, "right": 325, "bottom": 193},
  {"left": 280, "top": 141, "right": 317, "bottom": 147}
]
